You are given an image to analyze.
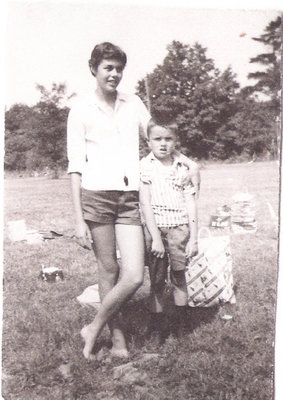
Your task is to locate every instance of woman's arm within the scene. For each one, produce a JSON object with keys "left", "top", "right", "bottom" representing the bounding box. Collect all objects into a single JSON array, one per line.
[
  {"left": 139, "top": 181, "right": 164, "bottom": 258},
  {"left": 70, "top": 172, "right": 92, "bottom": 249},
  {"left": 176, "top": 152, "right": 201, "bottom": 198}
]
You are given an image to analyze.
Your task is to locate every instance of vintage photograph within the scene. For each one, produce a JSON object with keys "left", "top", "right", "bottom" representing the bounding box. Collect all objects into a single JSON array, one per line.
[{"left": 2, "top": 1, "right": 282, "bottom": 399}]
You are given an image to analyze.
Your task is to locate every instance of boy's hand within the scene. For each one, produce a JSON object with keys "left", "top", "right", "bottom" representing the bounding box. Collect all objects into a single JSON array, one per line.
[
  {"left": 151, "top": 237, "right": 165, "bottom": 258},
  {"left": 75, "top": 220, "right": 93, "bottom": 250},
  {"left": 185, "top": 240, "right": 198, "bottom": 260}
]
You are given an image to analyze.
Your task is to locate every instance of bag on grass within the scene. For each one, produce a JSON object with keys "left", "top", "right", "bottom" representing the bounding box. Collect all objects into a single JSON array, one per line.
[
  {"left": 231, "top": 192, "right": 257, "bottom": 234},
  {"left": 209, "top": 205, "right": 231, "bottom": 230},
  {"left": 77, "top": 284, "right": 101, "bottom": 309},
  {"left": 186, "top": 228, "right": 236, "bottom": 307}
]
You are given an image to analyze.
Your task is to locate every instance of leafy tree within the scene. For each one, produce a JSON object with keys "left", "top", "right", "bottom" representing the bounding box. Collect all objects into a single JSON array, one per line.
[
  {"left": 217, "top": 91, "right": 278, "bottom": 159},
  {"left": 247, "top": 16, "right": 282, "bottom": 115},
  {"left": 136, "top": 38, "right": 280, "bottom": 161},
  {"left": 4, "top": 104, "right": 36, "bottom": 170},
  {"left": 4, "top": 83, "right": 74, "bottom": 175},
  {"left": 35, "top": 82, "right": 76, "bottom": 108},
  {"left": 31, "top": 100, "right": 69, "bottom": 174},
  {"left": 136, "top": 41, "right": 240, "bottom": 159},
  {"left": 33, "top": 83, "right": 75, "bottom": 174}
]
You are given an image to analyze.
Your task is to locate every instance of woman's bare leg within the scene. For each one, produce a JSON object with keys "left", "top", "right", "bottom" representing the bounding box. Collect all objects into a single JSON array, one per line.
[
  {"left": 81, "top": 223, "right": 126, "bottom": 358},
  {"left": 81, "top": 223, "right": 144, "bottom": 359}
]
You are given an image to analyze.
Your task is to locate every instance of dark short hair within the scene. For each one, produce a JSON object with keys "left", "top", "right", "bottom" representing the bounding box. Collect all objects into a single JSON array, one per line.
[
  {"left": 89, "top": 42, "right": 127, "bottom": 71},
  {"left": 147, "top": 117, "right": 178, "bottom": 138}
]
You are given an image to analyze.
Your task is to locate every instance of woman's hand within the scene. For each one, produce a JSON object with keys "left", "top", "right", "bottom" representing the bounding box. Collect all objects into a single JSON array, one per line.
[
  {"left": 177, "top": 153, "right": 201, "bottom": 198},
  {"left": 75, "top": 220, "right": 93, "bottom": 250}
]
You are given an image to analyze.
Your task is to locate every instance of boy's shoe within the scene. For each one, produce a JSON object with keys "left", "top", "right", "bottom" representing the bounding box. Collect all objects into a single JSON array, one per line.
[
  {"left": 149, "top": 330, "right": 168, "bottom": 346},
  {"left": 171, "top": 324, "right": 187, "bottom": 340},
  {"left": 170, "top": 305, "right": 188, "bottom": 340},
  {"left": 144, "top": 312, "right": 170, "bottom": 344}
]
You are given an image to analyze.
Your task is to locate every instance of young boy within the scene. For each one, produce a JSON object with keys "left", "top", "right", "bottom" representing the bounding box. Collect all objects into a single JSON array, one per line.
[{"left": 139, "top": 117, "right": 199, "bottom": 341}]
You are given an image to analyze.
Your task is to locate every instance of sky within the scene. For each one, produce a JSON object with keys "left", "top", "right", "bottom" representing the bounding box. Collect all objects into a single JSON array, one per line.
[{"left": 3, "top": 0, "right": 281, "bottom": 108}]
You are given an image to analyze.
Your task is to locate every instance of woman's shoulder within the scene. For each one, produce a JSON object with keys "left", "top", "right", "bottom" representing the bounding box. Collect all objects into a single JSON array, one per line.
[
  {"left": 118, "top": 91, "right": 144, "bottom": 104},
  {"left": 68, "top": 95, "right": 90, "bottom": 113}
]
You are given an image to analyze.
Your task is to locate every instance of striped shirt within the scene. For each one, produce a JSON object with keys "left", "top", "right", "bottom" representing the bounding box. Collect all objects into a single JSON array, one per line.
[{"left": 140, "top": 152, "right": 196, "bottom": 228}]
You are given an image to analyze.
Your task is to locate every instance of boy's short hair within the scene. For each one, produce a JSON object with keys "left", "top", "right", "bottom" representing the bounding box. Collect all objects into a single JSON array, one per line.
[
  {"left": 89, "top": 42, "right": 127, "bottom": 71},
  {"left": 147, "top": 117, "right": 178, "bottom": 138}
]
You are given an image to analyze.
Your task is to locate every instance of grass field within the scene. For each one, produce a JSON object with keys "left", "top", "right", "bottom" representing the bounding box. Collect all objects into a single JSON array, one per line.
[{"left": 2, "top": 161, "right": 280, "bottom": 400}]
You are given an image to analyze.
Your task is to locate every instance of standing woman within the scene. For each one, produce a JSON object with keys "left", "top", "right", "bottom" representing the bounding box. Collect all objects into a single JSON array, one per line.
[{"left": 67, "top": 42, "right": 150, "bottom": 360}]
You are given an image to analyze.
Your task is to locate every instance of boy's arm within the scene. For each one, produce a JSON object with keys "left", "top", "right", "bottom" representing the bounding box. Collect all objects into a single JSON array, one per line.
[
  {"left": 184, "top": 192, "right": 199, "bottom": 259},
  {"left": 139, "top": 181, "right": 165, "bottom": 258},
  {"left": 70, "top": 172, "right": 92, "bottom": 249}
]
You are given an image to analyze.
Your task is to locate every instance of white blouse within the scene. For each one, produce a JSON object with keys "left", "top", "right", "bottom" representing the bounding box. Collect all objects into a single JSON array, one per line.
[{"left": 67, "top": 91, "right": 150, "bottom": 191}]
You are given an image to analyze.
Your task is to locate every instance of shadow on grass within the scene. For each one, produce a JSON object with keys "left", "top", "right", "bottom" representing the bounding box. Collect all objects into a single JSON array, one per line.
[{"left": 120, "top": 286, "right": 219, "bottom": 348}]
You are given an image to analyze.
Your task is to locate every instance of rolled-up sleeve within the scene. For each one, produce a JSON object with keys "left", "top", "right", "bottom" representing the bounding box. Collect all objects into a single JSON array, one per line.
[
  {"left": 140, "top": 158, "right": 152, "bottom": 184},
  {"left": 67, "top": 105, "right": 86, "bottom": 174},
  {"left": 135, "top": 95, "right": 151, "bottom": 139}
]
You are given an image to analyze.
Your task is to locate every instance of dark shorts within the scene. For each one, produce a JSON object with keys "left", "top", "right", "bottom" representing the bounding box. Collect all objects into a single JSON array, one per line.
[
  {"left": 144, "top": 224, "right": 190, "bottom": 288},
  {"left": 82, "top": 189, "right": 142, "bottom": 226}
]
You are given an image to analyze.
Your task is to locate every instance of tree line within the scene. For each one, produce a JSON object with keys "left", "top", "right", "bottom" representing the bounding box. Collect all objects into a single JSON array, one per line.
[{"left": 4, "top": 17, "right": 281, "bottom": 173}]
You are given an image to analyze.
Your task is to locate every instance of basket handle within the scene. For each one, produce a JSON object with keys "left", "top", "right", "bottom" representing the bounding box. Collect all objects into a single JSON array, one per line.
[{"left": 198, "top": 227, "right": 211, "bottom": 239}]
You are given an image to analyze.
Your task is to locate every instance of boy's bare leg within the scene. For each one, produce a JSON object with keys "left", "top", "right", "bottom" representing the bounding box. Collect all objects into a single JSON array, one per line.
[
  {"left": 81, "top": 224, "right": 144, "bottom": 360},
  {"left": 146, "top": 289, "right": 168, "bottom": 344},
  {"left": 171, "top": 270, "right": 188, "bottom": 338},
  {"left": 173, "top": 271, "right": 188, "bottom": 306},
  {"left": 147, "top": 254, "right": 168, "bottom": 313},
  {"left": 146, "top": 256, "right": 169, "bottom": 342},
  {"left": 148, "top": 289, "right": 164, "bottom": 313}
]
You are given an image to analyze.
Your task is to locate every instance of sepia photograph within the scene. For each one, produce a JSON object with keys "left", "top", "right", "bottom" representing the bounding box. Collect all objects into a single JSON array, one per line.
[{"left": 2, "top": 0, "right": 282, "bottom": 399}]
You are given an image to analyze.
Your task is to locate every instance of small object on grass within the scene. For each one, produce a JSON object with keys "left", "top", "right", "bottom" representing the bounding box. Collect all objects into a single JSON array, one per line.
[
  {"left": 210, "top": 206, "right": 231, "bottom": 230},
  {"left": 39, "top": 230, "right": 64, "bottom": 240},
  {"left": 26, "top": 229, "right": 44, "bottom": 244},
  {"left": 50, "top": 230, "right": 64, "bottom": 237},
  {"left": 58, "top": 363, "right": 72, "bottom": 379},
  {"left": 210, "top": 215, "right": 231, "bottom": 228},
  {"left": 39, "top": 265, "right": 64, "bottom": 282},
  {"left": 221, "top": 314, "right": 233, "bottom": 321},
  {"left": 231, "top": 192, "right": 257, "bottom": 234},
  {"left": 7, "top": 220, "right": 27, "bottom": 241},
  {"left": 77, "top": 284, "right": 100, "bottom": 309}
]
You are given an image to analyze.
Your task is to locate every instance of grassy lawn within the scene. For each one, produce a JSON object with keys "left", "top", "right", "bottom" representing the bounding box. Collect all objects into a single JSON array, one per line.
[{"left": 2, "top": 161, "right": 279, "bottom": 400}]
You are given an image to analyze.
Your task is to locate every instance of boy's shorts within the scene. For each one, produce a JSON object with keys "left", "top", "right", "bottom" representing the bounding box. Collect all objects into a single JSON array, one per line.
[
  {"left": 144, "top": 225, "right": 190, "bottom": 290},
  {"left": 144, "top": 224, "right": 190, "bottom": 287},
  {"left": 82, "top": 189, "right": 142, "bottom": 226}
]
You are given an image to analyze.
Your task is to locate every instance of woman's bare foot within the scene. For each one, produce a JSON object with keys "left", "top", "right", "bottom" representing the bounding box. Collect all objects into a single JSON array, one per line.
[
  {"left": 110, "top": 347, "right": 129, "bottom": 358},
  {"left": 80, "top": 325, "right": 98, "bottom": 360},
  {"left": 110, "top": 329, "right": 129, "bottom": 358}
]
